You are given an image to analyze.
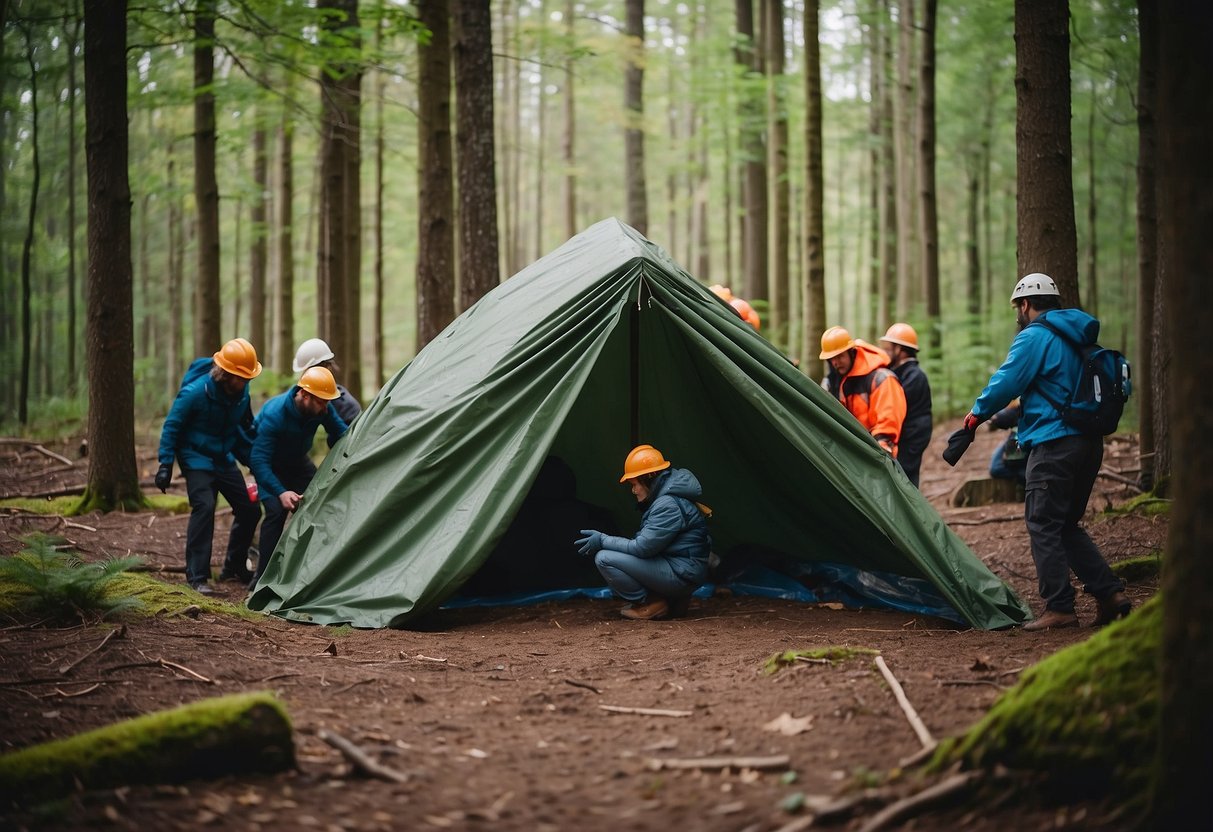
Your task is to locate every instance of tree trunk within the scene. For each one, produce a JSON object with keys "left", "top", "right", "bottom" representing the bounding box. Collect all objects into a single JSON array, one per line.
[
  {"left": 1084, "top": 90, "right": 1098, "bottom": 317},
  {"left": 965, "top": 163, "right": 981, "bottom": 318},
  {"left": 866, "top": 7, "right": 881, "bottom": 339},
  {"left": 415, "top": 0, "right": 456, "bottom": 349},
  {"left": 275, "top": 83, "right": 295, "bottom": 375},
  {"left": 1152, "top": 2, "right": 1213, "bottom": 826},
  {"left": 800, "top": 0, "right": 825, "bottom": 382},
  {"left": 562, "top": 0, "right": 577, "bottom": 241},
  {"left": 893, "top": 0, "right": 915, "bottom": 316},
  {"left": 17, "top": 24, "right": 40, "bottom": 426},
  {"left": 917, "top": 0, "right": 939, "bottom": 355},
  {"left": 81, "top": 0, "right": 142, "bottom": 512},
  {"left": 373, "top": 19, "right": 385, "bottom": 389},
  {"left": 166, "top": 144, "right": 182, "bottom": 402},
  {"left": 736, "top": 0, "right": 767, "bottom": 301},
  {"left": 250, "top": 112, "right": 268, "bottom": 356},
  {"left": 533, "top": 0, "right": 547, "bottom": 261},
  {"left": 1135, "top": 0, "right": 1157, "bottom": 490},
  {"left": 624, "top": 0, "right": 648, "bottom": 235},
  {"left": 1014, "top": 0, "right": 1079, "bottom": 307},
  {"left": 193, "top": 0, "right": 220, "bottom": 355},
  {"left": 766, "top": 0, "right": 789, "bottom": 350},
  {"left": 66, "top": 12, "right": 81, "bottom": 396},
  {"left": 454, "top": 0, "right": 501, "bottom": 309},
  {"left": 879, "top": 0, "right": 896, "bottom": 332}
]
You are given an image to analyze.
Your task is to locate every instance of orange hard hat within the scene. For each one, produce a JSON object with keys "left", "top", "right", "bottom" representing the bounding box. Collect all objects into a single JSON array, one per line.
[
  {"left": 819, "top": 326, "right": 855, "bottom": 360},
  {"left": 619, "top": 444, "right": 671, "bottom": 483},
  {"left": 213, "top": 338, "right": 263, "bottom": 380},
  {"left": 298, "top": 366, "right": 340, "bottom": 400},
  {"left": 729, "top": 297, "right": 762, "bottom": 330},
  {"left": 881, "top": 322, "right": 919, "bottom": 350},
  {"left": 709, "top": 284, "right": 734, "bottom": 302}
]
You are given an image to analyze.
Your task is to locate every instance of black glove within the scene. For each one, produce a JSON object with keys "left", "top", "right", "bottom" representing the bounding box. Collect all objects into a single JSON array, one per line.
[
  {"left": 155, "top": 463, "right": 172, "bottom": 493},
  {"left": 942, "top": 428, "right": 975, "bottom": 467}
]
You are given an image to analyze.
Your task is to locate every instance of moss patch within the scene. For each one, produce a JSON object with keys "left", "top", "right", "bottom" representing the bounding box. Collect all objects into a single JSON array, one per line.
[
  {"left": 0, "top": 691, "right": 294, "bottom": 803},
  {"left": 1106, "top": 493, "right": 1172, "bottom": 517},
  {"left": 930, "top": 595, "right": 1160, "bottom": 804},
  {"left": 763, "top": 646, "right": 879, "bottom": 675},
  {"left": 0, "top": 494, "right": 188, "bottom": 515},
  {"left": 1111, "top": 554, "right": 1163, "bottom": 583}
]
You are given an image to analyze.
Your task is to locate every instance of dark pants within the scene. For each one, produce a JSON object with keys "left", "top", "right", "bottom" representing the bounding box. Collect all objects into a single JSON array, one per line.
[
  {"left": 252, "top": 457, "right": 317, "bottom": 585},
  {"left": 1024, "top": 434, "right": 1123, "bottom": 613},
  {"left": 898, "top": 419, "right": 932, "bottom": 488},
  {"left": 183, "top": 465, "right": 262, "bottom": 585}
]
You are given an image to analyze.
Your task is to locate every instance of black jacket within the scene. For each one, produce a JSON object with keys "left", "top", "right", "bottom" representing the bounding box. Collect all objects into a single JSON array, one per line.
[{"left": 892, "top": 358, "right": 933, "bottom": 454}]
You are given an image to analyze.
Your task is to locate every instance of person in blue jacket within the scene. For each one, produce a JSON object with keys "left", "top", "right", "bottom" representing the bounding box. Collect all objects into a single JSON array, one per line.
[
  {"left": 247, "top": 366, "right": 349, "bottom": 590},
  {"left": 155, "top": 338, "right": 263, "bottom": 595},
  {"left": 957, "top": 273, "right": 1129, "bottom": 631},
  {"left": 576, "top": 445, "right": 711, "bottom": 621}
]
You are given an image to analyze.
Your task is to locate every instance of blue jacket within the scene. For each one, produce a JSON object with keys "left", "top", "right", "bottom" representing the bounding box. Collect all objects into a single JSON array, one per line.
[
  {"left": 158, "top": 370, "right": 255, "bottom": 472},
  {"left": 250, "top": 387, "right": 348, "bottom": 500},
  {"left": 601, "top": 468, "right": 712, "bottom": 585},
  {"left": 972, "top": 308, "right": 1099, "bottom": 450}
]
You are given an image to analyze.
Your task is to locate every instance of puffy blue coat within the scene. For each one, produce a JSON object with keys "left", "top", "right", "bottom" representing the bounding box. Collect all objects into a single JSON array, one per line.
[
  {"left": 158, "top": 367, "right": 255, "bottom": 472},
  {"left": 250, "top": 387, "right": 348, "bottom": 500},
  {"left": 972, "top": 308, "right": 1099, "bottom": 450},
  {"left": 601, "top": 467, "right": 712, "bottom": 585}
]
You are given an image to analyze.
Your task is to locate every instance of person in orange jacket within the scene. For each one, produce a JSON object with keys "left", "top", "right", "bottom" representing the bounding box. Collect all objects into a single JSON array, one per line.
[{"left": 819, "top": 326, "right": 907, "bottom": 457}]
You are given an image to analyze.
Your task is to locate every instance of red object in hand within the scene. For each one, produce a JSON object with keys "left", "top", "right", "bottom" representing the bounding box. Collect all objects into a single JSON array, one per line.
[
  {"left": 963, "top": 411, "right": 982, "bottom": 432},
  {"left": 246, "top": 480, "right": 259, "bottom": 502}
]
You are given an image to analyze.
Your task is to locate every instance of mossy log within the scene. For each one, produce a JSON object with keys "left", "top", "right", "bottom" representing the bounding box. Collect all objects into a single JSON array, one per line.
[
  {"left": 0, "top": 691, "right": 294, "bottom": 804},
  {"left": 930, "top": 595, "right": 1160, "bottom": 802}
]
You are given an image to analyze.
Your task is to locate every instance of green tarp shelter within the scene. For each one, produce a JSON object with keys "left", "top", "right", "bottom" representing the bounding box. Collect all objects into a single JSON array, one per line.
[{"left": 248, "top": 219, "right": 1030, "bottom": 630}]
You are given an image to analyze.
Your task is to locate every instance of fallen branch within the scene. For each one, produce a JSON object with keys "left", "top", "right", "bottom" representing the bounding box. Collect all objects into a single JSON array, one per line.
[
  {"left": 856, "top": 771, "right": 981, "bottom": 832},
  {"left": 874, "top": 655, "right": 935, "bottom": 751},
  {"left": 317, "top": 728, "right": 409, "bottom": 783},
  {"left": 63, "top": 520, "right": 97, "bottom": 532},
  {"left": 938, "top": 679, "right": 1007, "bottom": 690},
  {"left": 947, "top": 516, "right": 1021, "bottom": 527},
  {"left": 128, "top": 563, "right": 186, "bottom": 573},
  {"left": 599, "top": 704, "right": 692, "bottom": 718},
  {"left": 102, "top": 658, "right": 215, "bottom": 684},
  {"left": 1097, "top": 468, "right": 1144, "bottom": 492},
  {"left": 59, "top": 625, "right": 127, "bottom": 675},
  {"left": 331, "top": 678, "right": 373, "bottom": 695},
  {"left": 50, "top": 683, "right": 102, "bottom": 698},
  {"left": 564, "top": 678, "right": 602, "bottom": 695},
  {"left": 645, "top": 754, "right": 790, "bottom": 771}
]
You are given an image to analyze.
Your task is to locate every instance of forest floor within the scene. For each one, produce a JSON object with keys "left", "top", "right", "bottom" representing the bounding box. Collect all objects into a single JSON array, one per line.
[{"left": 0, "top": 422, "right": 1165, "bottom": 832}]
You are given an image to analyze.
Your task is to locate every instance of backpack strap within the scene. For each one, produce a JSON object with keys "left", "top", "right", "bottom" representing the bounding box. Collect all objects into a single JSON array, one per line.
[{"left": 1024, "top": 316, "right": 1081, "bottom": 416}]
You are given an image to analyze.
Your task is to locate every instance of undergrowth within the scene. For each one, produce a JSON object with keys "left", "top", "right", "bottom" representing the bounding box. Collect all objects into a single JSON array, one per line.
[{"left": 0, "top": 534, "right": 143, "bottom": 624}]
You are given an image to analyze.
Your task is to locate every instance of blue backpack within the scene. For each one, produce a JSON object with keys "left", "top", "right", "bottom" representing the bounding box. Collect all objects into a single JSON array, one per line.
[{"left": 1030, "top": 318, "right": 1131, "bottom": 436}]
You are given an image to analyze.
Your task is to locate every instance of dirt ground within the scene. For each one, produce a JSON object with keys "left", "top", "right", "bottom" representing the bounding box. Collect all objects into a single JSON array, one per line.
[{"left": 0, "top": 423, "right": 1164, "bottom": 831}]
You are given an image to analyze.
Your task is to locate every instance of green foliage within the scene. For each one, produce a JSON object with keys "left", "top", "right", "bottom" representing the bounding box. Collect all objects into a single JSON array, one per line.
[
  {"left": 0, "top": 535, "right": 144, "bottom": 624},
  {"left": 763, "top": 645, "right": 878, "bottom": 675},
  {"left": 0, "top": 397, "right": 87, "bottom": 443},
  {"left": 1107, "top": 493, "right": 1172, "bottom": 517},
  {"left": 930, "top": 595, "right": 1161, "bottom": 805}
]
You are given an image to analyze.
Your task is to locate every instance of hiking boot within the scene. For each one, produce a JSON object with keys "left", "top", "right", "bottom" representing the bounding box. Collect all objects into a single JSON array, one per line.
[
  {"left": 190, "top": 581, "right": 216, "bottom": 596},
  {"left": 219, "top": 565, "right": 254, "bottom": 584},
  {"left": 1092, "top": 591, "right": 1132, "bottom": 627},
  {"left": 1022, "top": 609, "right": 1079, "bottom": 631},
  {"left": 620, "top": 597, "right": 669, "bottom": 621}
]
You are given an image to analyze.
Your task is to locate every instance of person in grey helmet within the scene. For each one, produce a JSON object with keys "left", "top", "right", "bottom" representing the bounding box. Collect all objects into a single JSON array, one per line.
[
  {"left": 956, "top": 273, "right": 1129, "bottom": 631},
  {"left": 575, "top": 444, "right": 711, "bottom": 621},
  {"left": 292, "top": 338, "right": 363, "bottom": 425}
]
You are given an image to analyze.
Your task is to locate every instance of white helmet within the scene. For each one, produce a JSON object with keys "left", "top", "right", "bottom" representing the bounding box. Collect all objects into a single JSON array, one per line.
[
  {"left": 292, "top": 338, "right": 335, "bottom": 373},
  {"left": 1010, "top": 272, "right": 1060, "bottom": 304}
]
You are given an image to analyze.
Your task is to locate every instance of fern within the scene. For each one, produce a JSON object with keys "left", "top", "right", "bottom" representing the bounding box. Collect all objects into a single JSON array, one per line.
[{"left": 0, "top": 534, "right": 144, "bottom": 624}]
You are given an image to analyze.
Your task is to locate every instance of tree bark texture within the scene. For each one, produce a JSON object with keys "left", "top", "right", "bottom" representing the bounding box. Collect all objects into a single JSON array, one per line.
[
  {"left": 373, "top": 20, "right": 385, "bottom": 389},
  {"left": 624, "top": 0, "right": 648, "bottom": 235},
  {"left": 736, "top": 0, "right": 767, "bottom": 302},
  {"left": 250, "top": 115, "right": 268, "bottom": 357},
  {"left": 18, "top": 24, "right": 39, "bottom": 426},
  {"left": 879, "top": 0, "right": 896, "bottom": 332},
  {"left": 276, "top": 91, "right": 295, "bottom": 375},
  {"left": 66, "top": 13, "right": 81, "bottom": 395},
  {"left": 1153, "top": 2, "right": 1213, "bottom": 827},
  {"left": 893, "top": 0, "right": 915, "bottom": 316},
  {"left": 82, "top": 0, "right": 142, "bottom": 510},
  {"left": 193, "top": 0, "right": 221, "bottom": 355},
  {"left": 166, "top": 145, "right": 182, "bottom": 402},
  {"left": 454, "top": 0, "right": 501, "bottom": 311},
  {"left": 1013, "top": 0, "right": 1079, "bottom": 307},
  {"left": 1135, "top": 0, "right": 1157, "bottom": 490},
  {"left": 1084, "top": 93, "right": 1098, "bottom": 318},
  {"left": 562, "top": 0, "right": 577, "bottom": 241},
  {"left": 415, "top": 0, "right": 456, "bottom": 349},
  {"left": 765, "top": 0, "right": 789, "bottom": 349},
  {"left": 801, "top": 0, "right": 825, "bottom": 381},
  {"left": 916, "top": 0, "right": 939, "bottom": 354}
]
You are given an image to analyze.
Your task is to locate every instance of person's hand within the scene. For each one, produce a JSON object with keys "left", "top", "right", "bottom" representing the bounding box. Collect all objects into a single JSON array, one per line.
[
  {"left": 962, "top": 411, "right": 984, "bottom": 432},
  {"left": 875, "top": 435, "right": 896, "bottom": 455},
  {"left": 280, "top": 491, "right": 303, "bottom": 511},
  {"left": 155, "top": 464, "right": 172, "bottom": 493},
  {"left": 576, "top": 530, "right": 604, "bottom": 557}
]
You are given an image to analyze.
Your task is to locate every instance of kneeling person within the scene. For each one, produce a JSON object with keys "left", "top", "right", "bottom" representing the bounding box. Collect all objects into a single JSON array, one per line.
[
  {"left": 248, "top": 367, "right": 349, "bottom": 589},
  {"left": 576, "top": 445, "right": 711, "bottom": 621}
]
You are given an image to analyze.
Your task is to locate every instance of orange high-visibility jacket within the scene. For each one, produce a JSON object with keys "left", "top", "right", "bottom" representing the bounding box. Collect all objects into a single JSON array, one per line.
[{"left": 829, "top": 342, "right": 907, "bottom": 453}]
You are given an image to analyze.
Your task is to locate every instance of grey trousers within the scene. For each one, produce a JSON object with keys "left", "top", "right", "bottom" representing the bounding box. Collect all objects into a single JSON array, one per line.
[{"left": 1024, "top": 434, "right": 1123, "bottom": 613}]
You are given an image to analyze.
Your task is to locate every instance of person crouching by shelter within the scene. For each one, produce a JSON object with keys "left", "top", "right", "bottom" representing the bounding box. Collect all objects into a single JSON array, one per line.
[
  {"left": 292, "top": 338, "right": 363, "bottom": 424},
  {"left": 247, "top": 367, "right": 349, "bottom": 591},
  {"left": 155, "top": 338, "right": 263, "bottom": 596},
  {"left": 879, "top": 323, "right": 933, "bottom": 488},
  {"left": 820, "top": 326, "right": 907, "bottom": 458},
  {"left": 575, "top": 445, "right": 711, "bottom": 621}
]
